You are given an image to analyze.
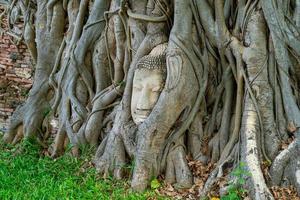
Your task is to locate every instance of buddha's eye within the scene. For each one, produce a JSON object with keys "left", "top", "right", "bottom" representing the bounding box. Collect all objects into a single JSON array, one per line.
[{"left": 133, "top": 86, "right": 142, "bottom": 91}]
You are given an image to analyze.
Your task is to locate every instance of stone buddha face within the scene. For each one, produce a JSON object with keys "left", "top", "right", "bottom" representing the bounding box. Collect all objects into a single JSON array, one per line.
[{"left": 131, "top": 44, "right": 167, "bottom": 125}]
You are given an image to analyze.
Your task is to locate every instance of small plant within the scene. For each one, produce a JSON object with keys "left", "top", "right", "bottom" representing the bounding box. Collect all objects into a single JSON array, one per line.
[
  {"left": 43, "top": 106, "right": 52, "bottom": 117},
  {"left": 117, "top": 80, "right": 126, "bottom": 88},
  {"left": 221, "top": 162, "right": 250, "bottom": 200},
  {"left": 20, "top": 88, "right": 29, "bottom": 97},
  {"left": 150, "top": 178, "right": 161, "bottom": 190}
]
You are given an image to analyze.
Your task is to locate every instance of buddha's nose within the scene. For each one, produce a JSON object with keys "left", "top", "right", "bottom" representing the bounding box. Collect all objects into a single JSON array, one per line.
[{"left": 136, "top": 88, "right": 152, "bottom": 110}]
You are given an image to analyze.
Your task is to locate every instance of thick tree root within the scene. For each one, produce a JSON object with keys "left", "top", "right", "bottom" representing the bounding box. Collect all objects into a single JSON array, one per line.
[{"left": 241, "top": 110, "right": 274, "bottom": 200}]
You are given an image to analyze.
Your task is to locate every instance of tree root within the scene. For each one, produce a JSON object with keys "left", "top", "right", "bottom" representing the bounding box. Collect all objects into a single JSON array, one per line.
[{"left": 165, "top": 138, "right": 193, "bottom": 189}]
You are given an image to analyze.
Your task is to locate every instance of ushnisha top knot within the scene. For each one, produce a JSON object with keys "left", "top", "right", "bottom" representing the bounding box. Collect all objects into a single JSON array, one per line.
[
  {"left": 136, "top": 43, "right": 168, "bottom": 76},
  {"left": 137, "top": 54, "right": 166, "bottom": 72}
]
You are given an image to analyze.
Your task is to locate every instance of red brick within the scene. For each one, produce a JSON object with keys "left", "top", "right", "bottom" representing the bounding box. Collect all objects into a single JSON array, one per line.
[
  {"left": 0, "top": 108, "right": 14, "bottom": 112},
  {"left": 0, "top": 13, "right": 33, "bottom": 127},
  {"left": 23, "top": 84, "right": 32, "bottom": 88},
  {"left": 0, "top": 44, "right": 9, "bottom": 48}
]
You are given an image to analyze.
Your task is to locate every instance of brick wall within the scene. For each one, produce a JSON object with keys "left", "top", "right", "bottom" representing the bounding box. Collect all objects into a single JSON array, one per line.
[{"left": 0, "top": 5, "right": 33, "bottom": 131}]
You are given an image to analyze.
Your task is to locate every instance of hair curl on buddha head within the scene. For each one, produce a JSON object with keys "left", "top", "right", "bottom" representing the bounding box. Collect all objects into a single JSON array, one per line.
[{"left": 136, "top": 43, "right": 168, "bottom": 77}]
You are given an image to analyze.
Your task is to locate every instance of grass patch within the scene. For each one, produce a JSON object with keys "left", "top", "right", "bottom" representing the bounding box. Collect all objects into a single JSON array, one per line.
[{"left": 0, "top": 139, "right": 166, "bottom": 200}]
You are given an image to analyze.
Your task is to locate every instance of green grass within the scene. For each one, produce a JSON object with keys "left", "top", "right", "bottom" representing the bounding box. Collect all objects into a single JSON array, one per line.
[{"left": 0, "top": 138, "right": 166, "bottom": 200}]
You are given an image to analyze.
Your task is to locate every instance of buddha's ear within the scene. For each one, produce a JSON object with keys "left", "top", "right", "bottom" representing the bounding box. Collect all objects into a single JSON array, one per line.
[{"left": 166, "top": 51, "right": 183, "bottom": 91}]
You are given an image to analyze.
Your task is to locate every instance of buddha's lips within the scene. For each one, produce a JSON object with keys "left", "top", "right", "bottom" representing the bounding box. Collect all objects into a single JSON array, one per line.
[
  {"left": 134, "top": 110, "right": 151, "bottom": 117},
  {"left": 133, "top": 113, "right": 150, "bottom": 123},
  {"left": 135, "top": 115, "right": 148, "bottom": 120}
]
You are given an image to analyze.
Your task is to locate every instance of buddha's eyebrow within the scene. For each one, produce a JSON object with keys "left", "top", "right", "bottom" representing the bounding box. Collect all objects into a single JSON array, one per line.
[
  {"left": 134, "top": 79, "right": 140, "bottom": 82},
  {"left": 134, "top": 77, "right": 143, "bottom": 81}
]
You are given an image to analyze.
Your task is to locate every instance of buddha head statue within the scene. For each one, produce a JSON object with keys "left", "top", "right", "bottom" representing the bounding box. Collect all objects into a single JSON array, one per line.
[{"left": 131, "top": 43, "right": 168, "bottom": 125}]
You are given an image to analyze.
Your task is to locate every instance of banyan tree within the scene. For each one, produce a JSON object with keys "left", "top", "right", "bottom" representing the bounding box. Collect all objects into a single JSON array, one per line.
[{"left": 2, "top": 0, "right": 300, "bottom": 199}]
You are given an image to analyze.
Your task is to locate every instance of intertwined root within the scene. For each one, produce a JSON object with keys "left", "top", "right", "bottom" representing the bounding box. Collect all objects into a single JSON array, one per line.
[
  {"left": 165, "top": 145, "right": 193, "bottom": 189},
  {"left": 94, "top": 133, "right": 126, "bottom": 179}
]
